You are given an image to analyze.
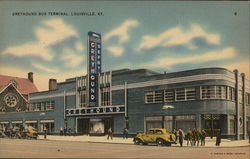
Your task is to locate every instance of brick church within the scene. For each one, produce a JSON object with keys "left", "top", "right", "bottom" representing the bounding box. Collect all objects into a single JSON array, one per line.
[{"left": 0, "top": 72, "right": 38, "bottom": 112}]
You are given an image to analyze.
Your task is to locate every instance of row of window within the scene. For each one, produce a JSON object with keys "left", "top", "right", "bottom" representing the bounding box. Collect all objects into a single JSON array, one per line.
[
  {"left": 28, "top": 101, "right": 55, "bottom": 111},
  {"left": 78, "top": 87, "right": 111, "bottom": 107},
  {"left": 145, "top": 85, "right": 249, "bottom": 104},
  {"left": 76, "top": 73, "right": 111, "bottom": 88},
  {"left": 145, "top": 115, "right": 196, "bottom": 131},
  {"left": 99, "top": 73, "right": 111, "bottom": 85},
  {"left": 79, "top": 91, "right": 87, "bottom": 107},
  {"left": 101, "top": 87, "right": 111, "bottom": 106}
]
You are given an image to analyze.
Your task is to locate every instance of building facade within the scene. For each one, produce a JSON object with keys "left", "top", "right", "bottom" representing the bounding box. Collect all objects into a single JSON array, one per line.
[
  {"left": 0, "top": 67, "right": 249, "bottom": 139},
  {"left": 0, "top": 73, "right": 38, "bottom": 129}
]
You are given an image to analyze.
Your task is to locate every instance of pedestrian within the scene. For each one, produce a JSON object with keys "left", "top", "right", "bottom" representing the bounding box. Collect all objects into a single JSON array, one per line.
[
  {"left": 68, "top": 127, "right": 71, "bottom": 136},
  {"left": 64, "top": 127, "right": 67, "bottom": 136},
  {"left": 196, "top": 129, "right": 201, "bottom": 147},
  {"left": 192, "top": 128, "right": 199, "bottom": 146},
  {"left": 200, "top": 129, "right": 207, "bottom": 146},
  {"left": 9, "top": 127, "right": 13, "bottom": 138},
  {"left": 60, "top": 127, "right": 63, "bottom": 136},
  {"left": 186, "top": 128, "right": 192, "bottom": 146},
  {"left": 123, "top": 128, "right": 128, "bottom": 139},
  {"left": 215, "top": 129, "right": 221, "bottom": 146},
  {"left": 44, "top": 128, "right": 47, "bottom": 139},
  {"left": 178, "top": 129, "right": 184, "bottom": 147},
  {"left": 107, "top": 128, "right": 113, "bottom": 140}
]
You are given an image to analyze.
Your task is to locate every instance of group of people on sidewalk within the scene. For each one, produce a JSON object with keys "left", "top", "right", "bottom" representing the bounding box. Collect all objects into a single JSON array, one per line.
[{"left": 173, "top": 128, "right": 222, "bottom": 147}]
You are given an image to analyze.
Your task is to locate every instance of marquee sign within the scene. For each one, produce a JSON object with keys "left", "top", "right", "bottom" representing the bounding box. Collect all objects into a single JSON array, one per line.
[
  {"left": 65, "top": 105, "right": 125, "bottom": 116},
  {"left": 87, "top": 31, "right": 102, "bottom": 107}
]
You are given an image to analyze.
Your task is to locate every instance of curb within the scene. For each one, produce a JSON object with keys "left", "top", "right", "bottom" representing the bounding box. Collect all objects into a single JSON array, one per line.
[
  {"left": 86, "top": 141, "right": 249, "bottom": 148},
  {"left": 87, "top": 141, "right": 134, "bottom": 145}
]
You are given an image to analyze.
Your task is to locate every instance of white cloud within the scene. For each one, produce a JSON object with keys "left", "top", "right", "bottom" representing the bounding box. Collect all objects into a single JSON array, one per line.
[
  {"left": 32, "top": 62, "right": 59, "bottom": 73},
  {"left": 141, "top": 47, "right": 236, "bottom": 68},
  {"left": 36, "top": 18, "right": 77, "bottom": 47},
  {"left": 62, "top": 48, "right": 83, "bottom": 68},
  {"left": 2, "top": 18, "right": 77, "bottom": 61},
  {"left": 75, "top": 42, "right": 84, "bottom": 51},
  {"left": 137, "top": 24, "right": 220, "bottom": 52},
  {"left": 106, "top": 46, "right": 124, "bottom": 57},
  {"left": 2, "top": 43, "right": 53, "bottom": 61},
  {"left": 104, "top": 19, "right": 139, "bottom": 44}
]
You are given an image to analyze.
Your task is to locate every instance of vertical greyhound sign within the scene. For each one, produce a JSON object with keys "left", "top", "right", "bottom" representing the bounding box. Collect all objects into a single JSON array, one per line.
[{"left": 87, "top": 31, "right": 101, "bottom": 107}]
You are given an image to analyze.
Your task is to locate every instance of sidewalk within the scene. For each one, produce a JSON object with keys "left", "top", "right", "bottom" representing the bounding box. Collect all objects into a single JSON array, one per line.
[{"left": 38, "top": 135, "right": 249, "bottom": 147}]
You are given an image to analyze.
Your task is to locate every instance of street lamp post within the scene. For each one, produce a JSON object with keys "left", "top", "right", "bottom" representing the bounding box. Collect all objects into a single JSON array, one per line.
[{"left": 162, "top": 105, "right": 175, "bottom": 130}]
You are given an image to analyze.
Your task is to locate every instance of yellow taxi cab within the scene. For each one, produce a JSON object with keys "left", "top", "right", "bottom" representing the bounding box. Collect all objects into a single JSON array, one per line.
[{"left": 133, "top": 128, "right": 176, "bottom": 146}]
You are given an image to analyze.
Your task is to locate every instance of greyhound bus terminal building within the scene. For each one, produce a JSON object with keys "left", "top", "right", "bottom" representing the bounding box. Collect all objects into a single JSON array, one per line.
[{"left": 0, "top": 32, "right": 249, "bottom": 140}]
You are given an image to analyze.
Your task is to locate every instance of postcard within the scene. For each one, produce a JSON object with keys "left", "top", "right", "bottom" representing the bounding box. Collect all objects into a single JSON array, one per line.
[{"left": 0, "top": 0, "right": 249, "bottom": 158}]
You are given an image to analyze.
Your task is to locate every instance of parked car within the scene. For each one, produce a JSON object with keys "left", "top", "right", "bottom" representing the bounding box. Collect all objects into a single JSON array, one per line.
[
  {"left": 15, "top": 126, "right": 38, "bottom": 139},
  {"left": 133, "top": 128, "right": 176, "bottom": 146},
  {"left": 25, "top": 126, "right": 38, "bottom": 139}
]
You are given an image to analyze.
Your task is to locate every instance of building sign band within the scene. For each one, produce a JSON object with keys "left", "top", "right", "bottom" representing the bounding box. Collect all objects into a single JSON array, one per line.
[
  {"left": 87, "top": 31, "right": 102, "bottom": 107},
  {"left": 65, "top": 105, "right": 125, "bottom": 116}
]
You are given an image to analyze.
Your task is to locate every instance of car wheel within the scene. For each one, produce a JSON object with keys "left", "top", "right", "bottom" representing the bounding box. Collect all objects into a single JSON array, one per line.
[
  {"left": 156, "top": 139, "right": 164, "bottom": 146},
  {"left": 134, "top": 138, "right": 142, "bottom": 145}
]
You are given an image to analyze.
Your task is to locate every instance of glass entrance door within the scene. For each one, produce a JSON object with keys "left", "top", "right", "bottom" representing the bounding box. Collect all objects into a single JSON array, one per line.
[
  {"left": 77, "top": 118, "right": 90, "bottom": 135},
  {"left": 202, "top": 114, "right": 221, "bottom": 137},
  {"left": 103, "top": 117, "right": 113, "bottom": 134}
]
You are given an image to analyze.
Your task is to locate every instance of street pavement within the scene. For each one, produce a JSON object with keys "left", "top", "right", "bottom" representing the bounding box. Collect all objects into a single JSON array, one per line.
[
  {"left": 38, "top": 135, "right": 250, "bottom": 147},
  {"left": 0, "top": 138, "right": 249, "bottom": 158}
]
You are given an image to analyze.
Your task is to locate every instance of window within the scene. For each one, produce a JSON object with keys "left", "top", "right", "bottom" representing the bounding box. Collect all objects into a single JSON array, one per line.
[
  {"left": 77, "top": 77, "right": 87, "bottom": 88},
  {"left": 41, "top": 102, "right": 45, "bottom": 111},
  {"left": 28, "top": 103, "right": 33, "bottom": 111},
  {"left": 28, "top": 101, "right": 55, "bottom": 112},
  {"left": 145, "top": 90, "right": 163, "bottom": 104},
  {"left": 40, "top": 121, "right": 55, "bottom": 133},
  {"left": 164, "top": 116, "right": 173, "bottom": 131},
  {"left": 228, "top": 87, "right": 236, "bottom": 101},
  {"left": 46, "top": 101, "right": 55, "bottom": 110},
  {"left": 228, "top": 87, "right": 232, "bottom": 100},
  {"left": 155, "top": 130, "right": 163, "bottom": 134},
  {"left": 201, "top": 86, "right": 227, "bottom": 99},
  {"left": 79, "top": 91, "right": 87, "bottom": 107},
  {"left": 145, "top": 92, "right": 154, "bottom": 103},
  {"left": 229, "top": 119, "right": 236, "bottom": 134},
  {"left": 164, "top": 89, "right": 174, "bottom": 102},
  {"left": 232, "top": 88, "right": 235, "bottom": 101},
  {"left": 175, "top": 115, "right": 196, "bottom": 132},
  {"left": 147, "top": 130, "right": 155, "bottom": 134},
  {"left": 101, "top": 87, "right": 110, "bottom": 106},
  {"left": 215, "top": 86, "right": 226, "bottom": 99},
  {"left": 186, "top": 88, "right": 196, "bottom": 100},
  {"left": 201, "top": 86, "right": 216, "bottom": 99},
  {"left": 175, "top": 88, "right": 185, "bottom": 101},
  {"left": 155, "top": 90, "right": 164, "bottom": 103},
  {"left": 33, "top": 103, "right": 41, "bottom": 111},
  {"left": 145, "top": 116, "right": 162, "bottom": 131},
  {"left": 146, "top": 88, "right": 196, "bottom": 103}
]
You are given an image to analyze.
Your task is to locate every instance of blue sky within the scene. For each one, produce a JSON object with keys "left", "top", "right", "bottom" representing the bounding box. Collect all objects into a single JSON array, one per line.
[{"left": 0, "top": 1, "right": 249, "bottom": 91}]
